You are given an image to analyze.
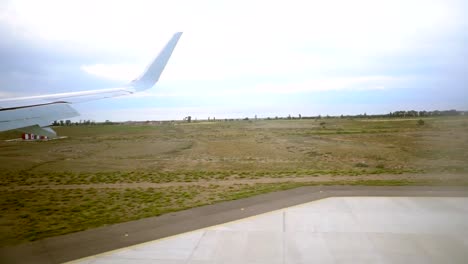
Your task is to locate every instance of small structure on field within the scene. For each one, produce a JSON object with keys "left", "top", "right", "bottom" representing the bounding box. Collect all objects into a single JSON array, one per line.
[{"left": 22, "top": 133, "right": 48, "bottom": 141}]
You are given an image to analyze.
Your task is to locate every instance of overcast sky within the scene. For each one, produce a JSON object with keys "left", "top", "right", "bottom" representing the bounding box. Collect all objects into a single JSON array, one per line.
[{"left": 0, "top": 0, "right": 467, "bottom": 121}]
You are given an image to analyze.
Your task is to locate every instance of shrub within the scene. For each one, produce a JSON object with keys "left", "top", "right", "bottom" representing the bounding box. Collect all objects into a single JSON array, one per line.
[
  {"left": 355, "top": 162, "right": 369, "bottom": 168},
  {"left": 376, "top": 164, "right": 385, "bottom": 169}
]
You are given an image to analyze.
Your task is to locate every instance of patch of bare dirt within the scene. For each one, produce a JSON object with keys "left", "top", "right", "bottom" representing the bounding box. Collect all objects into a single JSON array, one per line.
[{"left": 2, "top": 173, "right": 465, "bottom": 190}]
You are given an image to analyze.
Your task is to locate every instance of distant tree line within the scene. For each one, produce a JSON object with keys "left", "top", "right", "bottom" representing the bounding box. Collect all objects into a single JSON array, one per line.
[
  {"left": 53, "top": 109, "right": 465, "bottom": 126},
  {"left": 183, "top": 109, "right": 465, "bottom": 123},
  {"left": 388, "top": 110, "right": 460, "bottom": 117},
  {"left": 264, "top": 109, "right": 465, "bottom": 120},
  {"left": 52, "top": 119, "right": 117, "bottom": 126}
]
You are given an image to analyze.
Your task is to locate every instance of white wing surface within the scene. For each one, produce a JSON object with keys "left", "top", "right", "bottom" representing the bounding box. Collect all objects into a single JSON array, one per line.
[{"left": 0, "top": 32, "right": 182, "bottom": 137}]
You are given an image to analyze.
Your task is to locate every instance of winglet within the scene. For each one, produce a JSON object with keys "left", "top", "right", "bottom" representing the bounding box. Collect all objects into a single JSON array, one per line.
[{"left": 129, "top": 32, "right": 183, "bottom": 91}]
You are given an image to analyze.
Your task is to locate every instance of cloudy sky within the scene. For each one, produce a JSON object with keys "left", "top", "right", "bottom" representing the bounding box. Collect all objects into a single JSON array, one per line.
[{"left": 0, "top": 0, "right": 466, "bottom": 121}]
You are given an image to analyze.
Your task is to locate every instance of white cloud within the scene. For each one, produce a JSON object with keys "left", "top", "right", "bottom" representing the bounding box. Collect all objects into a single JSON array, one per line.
[
  {"left": 108, "top": 75, "right": 403, "bottom": 100},
  {"left": 80, "top": 64, "right": 142, "bottom": 82},
  {"left": 3, "top": 0, "right": 461, "bottom": 54},
  {"left": 3, "top": 0, "right": 464, "bottom": 84},
  {"left": 241, "top": 76, "right": 403, "bottom": 94}
]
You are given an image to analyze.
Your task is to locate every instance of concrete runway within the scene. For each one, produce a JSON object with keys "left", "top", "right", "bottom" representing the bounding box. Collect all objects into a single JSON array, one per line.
[{"left": 1, "top": 186, "right": 468, "bottom": 264}]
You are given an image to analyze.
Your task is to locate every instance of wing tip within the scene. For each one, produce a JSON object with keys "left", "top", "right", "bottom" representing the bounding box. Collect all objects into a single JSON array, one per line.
[{"left": 129, "top": 32, "right": 183, "bottom": 91}]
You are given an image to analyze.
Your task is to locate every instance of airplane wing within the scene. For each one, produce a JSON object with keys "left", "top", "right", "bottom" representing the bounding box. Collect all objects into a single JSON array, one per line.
[{"left": 0, "top": 32, "right": 183, "bottom": 138}]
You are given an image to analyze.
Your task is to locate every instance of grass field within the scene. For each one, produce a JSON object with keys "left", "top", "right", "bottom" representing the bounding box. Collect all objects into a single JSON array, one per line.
[{"left": 1, "top": 116, "right": 467, "bottom": 246}]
